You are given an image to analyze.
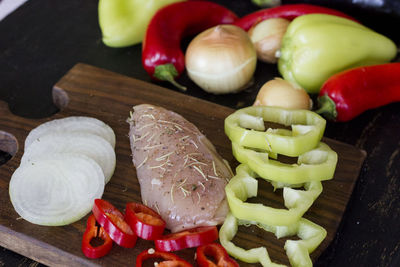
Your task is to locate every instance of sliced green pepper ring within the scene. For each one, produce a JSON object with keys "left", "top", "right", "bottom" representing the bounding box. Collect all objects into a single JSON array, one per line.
[
  {"left": 251, "top": 218, "right": 327, "bottom": 267},
  {"left": 232, "top": 142, "right": 338, "bottom": 184},
  {"left": 219, "top": 212, "right": 327, "bottom": 267},
  {"left": 225, "top": 164, "right": 322, "bottom": 226},
  {"left": 283, "top": 219, "right": 327, "bottom": 267},
  {"left": 224, "top": 106, "right": 326, "bottom": 157},
  {"left": 219, "top": 212, "right": 285, "bottom": 267}
]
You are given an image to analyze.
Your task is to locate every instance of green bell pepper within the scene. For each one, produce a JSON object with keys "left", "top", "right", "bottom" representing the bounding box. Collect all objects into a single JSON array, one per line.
[
  {"left": 232, "top": 142, "right": 338, "bottom": 184},
  {"left": 98, "top": 0, "right": 185, "bottom": 47},
  {"left": 225, "top": 164, "right": 322, "bottom": 226},
  {"left": 278, "top": 14, "right": 397, "bottom": 94},
  {"left": 224, "top": 106, "right": 326, "bottom": 157},
  {"left": 220, "top": 212, "right": 327, "bottom": 267}
]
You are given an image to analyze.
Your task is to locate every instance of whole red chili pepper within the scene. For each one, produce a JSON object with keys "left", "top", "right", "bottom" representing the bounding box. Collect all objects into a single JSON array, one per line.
[
  {"left": 234, "top": 4, "right": 358, "bottom": 31},
  {"left": 196, "top": 243, "right": 239, "bottom": 267},
  {"left": 142, "top": 1, "right": 238, "bottom": 91},
  {"left": 316, "top": 63, "right": 400, "bottom": 122}
]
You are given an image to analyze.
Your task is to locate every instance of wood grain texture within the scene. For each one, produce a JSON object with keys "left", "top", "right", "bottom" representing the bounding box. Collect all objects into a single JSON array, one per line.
[{"left": 0, "top": 63, "right": 366, "bottom": 266}]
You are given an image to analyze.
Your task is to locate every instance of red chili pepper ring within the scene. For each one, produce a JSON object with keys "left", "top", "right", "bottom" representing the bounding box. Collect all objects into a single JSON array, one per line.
[
  {"left": 136, "top": 248, "right": 192, "bottom": 267},
  {"left": 196, "top": 243, "right": 239, "bottom": 267},
  {"left": 81, "top": 214, "right": 113, "bottom": 259},
  {"left": 125, "top": 202, "right": 166, "bottom": 240},
  {"left": 92, "top": 199, "right": 137, "bottom": 248},
  {"left": 155, "top": 226, "right": 219, "bottom": 252}
]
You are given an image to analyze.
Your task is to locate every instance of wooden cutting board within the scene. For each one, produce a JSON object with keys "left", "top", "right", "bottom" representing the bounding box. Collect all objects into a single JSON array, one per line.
[{"left": 0, "top": 63, "right": 366, "bottom": 266}]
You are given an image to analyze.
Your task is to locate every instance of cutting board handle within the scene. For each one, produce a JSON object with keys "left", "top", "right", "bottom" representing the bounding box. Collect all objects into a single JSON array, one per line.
[
  {"left": 0, "top": 87, "right": 69, "bottom": 160},
  {"left": 52, "top": 87, "right": 69, "bottom": 112}
]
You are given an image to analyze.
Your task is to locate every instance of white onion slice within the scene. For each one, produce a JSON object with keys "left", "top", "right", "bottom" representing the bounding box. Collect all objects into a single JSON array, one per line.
[
  {"left": 21, "top": 133, "right": 116, "bottom": 183},
  {"left": 24, "top": 116, "right": 116, "bottom": 149},
  {"left": 9, "top": 154, "right": 105, "bottom": 226}
]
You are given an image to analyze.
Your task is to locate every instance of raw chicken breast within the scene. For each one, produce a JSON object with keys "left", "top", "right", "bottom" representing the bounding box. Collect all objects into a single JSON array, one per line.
[{"left": 128, "top": 104, "right": 232, "bottom": 232}]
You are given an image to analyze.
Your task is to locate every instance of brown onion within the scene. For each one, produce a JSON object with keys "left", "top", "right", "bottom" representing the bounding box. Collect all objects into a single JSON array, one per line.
[
  {"left": 185, "top": 25, "right": 257, "bottom": 94},
  {"left": 254, "top": 78, "right": 312, "bottom": 110},
  {"left": 248, "top": 18, "right": 290, "bottom": 64}
]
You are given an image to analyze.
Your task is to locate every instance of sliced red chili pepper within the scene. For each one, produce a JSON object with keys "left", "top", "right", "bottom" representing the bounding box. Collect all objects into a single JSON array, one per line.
[
  {"left": 125, "top": 202, "right": 166, "bottom": 240},
  {"left": 142, "top": 1, "right": 238, "bottom": 91},
  {"left": 136, "top": 248, "right": 193, "bottom": 267},
  {"left": 155, "top": 226, "right": 218, "bottom": 252},
  {"left": 316, "top": 63, "right": 400, "bottom": 122},
  {"left": 81, "top": 214, "right": 113, "bottom": 259},
  {"left": 92, "top": 199, "right": 137, "bottom": 248},
  {"left": 234, "top": 4, "right": 358, "bottom": 31},
  {"left": 196, "top": 243, "right": 239, "bottom": 267}
]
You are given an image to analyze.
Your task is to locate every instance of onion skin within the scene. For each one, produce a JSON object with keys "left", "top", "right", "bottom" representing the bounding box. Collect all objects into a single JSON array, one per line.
[
  {"left": 185, "top": 25, "right": 257, "bottom": 94},
  {"left": 248, "top": 18, "right": 290, "bottom": 64},
  {"left": 254, "top": 78, "right": 312, "bottom": 110}
]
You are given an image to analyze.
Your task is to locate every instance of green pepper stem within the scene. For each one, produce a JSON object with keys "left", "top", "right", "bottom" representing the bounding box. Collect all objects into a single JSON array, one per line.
[
  {"left": 166, "top": 77, "right": 187, "bottom": 92},
  {"left": 154, "top": 64, "right": 187, "bottom": 92},
  {"left": 315, "top": 95, "right": 338, "bottom": 121}
]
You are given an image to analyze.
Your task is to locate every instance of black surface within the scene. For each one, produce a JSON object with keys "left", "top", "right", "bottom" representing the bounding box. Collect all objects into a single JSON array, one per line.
[{"left": 1, "top": 0, "right": 400, "bottom": 266}]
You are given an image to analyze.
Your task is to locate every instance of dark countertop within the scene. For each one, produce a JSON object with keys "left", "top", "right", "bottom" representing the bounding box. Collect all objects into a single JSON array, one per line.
[{"left": 1, "top": 0, "right": 399, "bottom": 266}]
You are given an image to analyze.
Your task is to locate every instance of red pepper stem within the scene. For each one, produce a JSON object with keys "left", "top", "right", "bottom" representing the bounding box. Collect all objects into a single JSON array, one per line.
[
  {"left": 154, "top": 64, "right": 187, "bottom": 92},
  {"left": 315, "top": 95, "right": 338, "bottom": 121}
]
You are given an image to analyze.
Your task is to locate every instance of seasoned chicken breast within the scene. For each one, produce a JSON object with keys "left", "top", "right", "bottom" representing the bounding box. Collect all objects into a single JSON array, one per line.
[{"left": 128, "top": 104, "right": 231, "bottom": 232}]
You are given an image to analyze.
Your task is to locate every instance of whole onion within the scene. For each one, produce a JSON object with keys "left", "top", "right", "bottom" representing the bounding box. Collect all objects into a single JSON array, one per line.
[
  {"left": 185, "top": 25, "right": 257, "bottom": 94},
  {"left": 254, "top": 78, "right": 312, "bottom": 110},
  {"left": 248, "top": 18, "right": 290, "bottom": 64}
]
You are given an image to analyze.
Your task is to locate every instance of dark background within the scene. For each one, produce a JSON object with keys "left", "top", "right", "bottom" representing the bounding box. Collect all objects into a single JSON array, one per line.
[{"left": 1, "top": 0, "right": 400, "bottom": 266}]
